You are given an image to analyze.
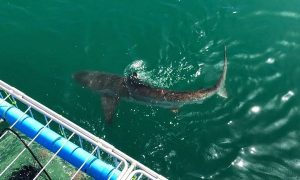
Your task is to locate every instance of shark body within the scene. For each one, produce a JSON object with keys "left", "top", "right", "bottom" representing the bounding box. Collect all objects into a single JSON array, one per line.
[{"left": 73, "top": 47, "right": 228, "bottom": 122}]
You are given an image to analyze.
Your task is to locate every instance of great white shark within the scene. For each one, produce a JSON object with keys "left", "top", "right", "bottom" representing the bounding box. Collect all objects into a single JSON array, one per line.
[{"left": 73, "top": 47, "right": 228, "bottom": 122}]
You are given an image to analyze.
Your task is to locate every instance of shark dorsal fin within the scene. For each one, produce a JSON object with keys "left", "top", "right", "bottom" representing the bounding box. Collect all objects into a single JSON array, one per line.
[{"left": 101, "top": 95, "right": 119, "bottom": 123}]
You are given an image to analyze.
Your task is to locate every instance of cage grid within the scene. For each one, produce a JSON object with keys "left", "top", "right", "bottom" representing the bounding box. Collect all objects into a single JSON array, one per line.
[{"left": 0, "top": 80, "right": 167, "bottom": 180}]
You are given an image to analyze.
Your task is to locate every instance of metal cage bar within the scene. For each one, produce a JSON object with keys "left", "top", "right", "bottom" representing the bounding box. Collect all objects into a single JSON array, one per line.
[{"left": 0, "top": 80, "right": 167, "bottom": 180}]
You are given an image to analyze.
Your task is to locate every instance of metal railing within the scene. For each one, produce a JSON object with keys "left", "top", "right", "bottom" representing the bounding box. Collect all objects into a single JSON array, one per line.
[{"left": 0, "top": 80, "right": 167, "bottom": 180}]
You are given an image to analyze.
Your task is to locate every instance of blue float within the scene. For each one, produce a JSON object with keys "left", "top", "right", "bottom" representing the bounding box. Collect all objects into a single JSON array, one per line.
[{"left": 0, "top": 99, "right": 120, "bottom": 179}]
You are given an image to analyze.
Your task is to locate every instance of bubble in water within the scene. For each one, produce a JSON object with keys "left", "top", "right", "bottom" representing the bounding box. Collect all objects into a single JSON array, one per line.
[
  {"left": 227, "top": 120, "right": 233, "bottom": 125},
  {"left": 193, "top": 63, "right": 204, "bottom": 78},
  {"left": 281, "top": 91, "right": 294, "bottom": 102},
  {"left": 266, "top": 57, "right": 275, "bottom": 64},
  {"left": 236, "top": 160, "right": 245, "bottom": 167},
  {"left": 250, "top": 147, "right": 257, "bottom": 154},
  {"left": 132, "top": 60, "right": 144, "bottom": 68},
  {"left": 232, "top": 158, "right": 247, "bottom": 168},
  {"left": 251, "top": 106, "right": 261, "bottom": 114},
  {"left": 194, "top": 69, "right": 201, "bottom": 77}
]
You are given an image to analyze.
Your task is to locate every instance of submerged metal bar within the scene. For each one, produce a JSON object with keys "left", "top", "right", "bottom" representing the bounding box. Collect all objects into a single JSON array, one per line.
[
  {"left": 0, "top": 81, "right": 129, "bottom": 178},
  {"left": 29, "top": 108, "right": 34, "bottom": 118},
  {"left": 78, "top": 136, "right": 83, "bottom": 148},
  {"left": 44, "top": 115, "right": 50, "bottom": 128},
  {"left": 0, "top": 81, "right": 127, "bottom": 164},
  {"left": 0, "top": 81, "right": 101, "bottom": 146},
  {"left": 0, "top": 100, "right": 121, "bottom": 179},
  {"left": 33, "top": 132, "right": 75, "bottom": 180},
  {"left": 0, "top": 119, "right": 53, "bottom": 176},
  {"left": 0, "top": 106, "right": 31, "bottom": 141},
  {"left": 97, "top": 148, "right": 101, "bottom": 159},
  {"left": 137, "top": 173, "right": 143, "bottom": 180},
  {"left": 59, "top": 124, "right": 67, "bottom": 138},
  {"left": 71, "top": 146, "right": 98, "bottom": 180},
  {"left": 127, "top": 170, "right": 156, "bottom": 180},
  {"left": 108, "top": 161, "right": 123, "bottom": 180}
]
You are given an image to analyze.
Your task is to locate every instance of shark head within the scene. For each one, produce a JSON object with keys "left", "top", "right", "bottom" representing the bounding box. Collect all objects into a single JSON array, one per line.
[
  {"left": 125, "top": 72, "right": 153, "bottom": 91},
  {"left": 73, "top": 71, "right": 129, "bottom": 123},
  {"left": 126, "top": 72, "right": 138, "bottom": 86},
  {"left": 73, "top": 71, "right": 128, "bottom": 94}
]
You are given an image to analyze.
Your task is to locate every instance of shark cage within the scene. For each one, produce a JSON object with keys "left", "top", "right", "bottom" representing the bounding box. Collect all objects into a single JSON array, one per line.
[{"left": 0, "top": 80, "right": 167, "bottom": 180}]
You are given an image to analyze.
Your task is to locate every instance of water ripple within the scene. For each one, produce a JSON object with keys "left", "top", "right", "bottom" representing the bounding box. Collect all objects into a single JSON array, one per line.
[
  {"left": 252, "top": 10, "right": 300, "bottom": 19},
  {"left": 281, "top": 90, "right": 295, "bottom": 102}
]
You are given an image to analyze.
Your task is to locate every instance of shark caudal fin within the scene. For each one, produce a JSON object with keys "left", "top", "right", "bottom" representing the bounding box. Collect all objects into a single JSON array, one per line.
[
  {"left": 217, "top": 46, "right": 228, "bottom": 98},
  {"left": 218, "top": 86, "right": 228, "bottom": 98}
]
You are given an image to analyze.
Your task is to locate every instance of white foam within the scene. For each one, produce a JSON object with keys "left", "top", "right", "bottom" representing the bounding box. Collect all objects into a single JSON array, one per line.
[
  {"left": 266, "top": 57, "right": 275, "bottom": 64},
  {"left": 281, "top": 91, "right": 294, "bottom": 102},
  {"left": 251, "top": 106, "right": 261, "bottom": 113},
  {"left": 250, "top": 147, "right": 257, "bottom": 154}
]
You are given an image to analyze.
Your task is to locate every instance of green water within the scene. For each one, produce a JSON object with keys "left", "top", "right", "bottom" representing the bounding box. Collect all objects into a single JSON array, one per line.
[{"left": 1, "top": 0, "right": 300, "bottom": 179}]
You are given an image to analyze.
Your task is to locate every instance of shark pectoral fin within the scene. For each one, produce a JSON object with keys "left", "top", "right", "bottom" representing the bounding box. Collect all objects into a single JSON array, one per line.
[
  {"left": 218, "top": 87, "right": 228, "bottom": 98},
  {"left": 101, "top": 95, "right": 119, "bottom": 123}
]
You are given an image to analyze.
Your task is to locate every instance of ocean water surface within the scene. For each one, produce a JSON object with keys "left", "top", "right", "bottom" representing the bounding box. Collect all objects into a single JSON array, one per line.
[{"left": 1, "top": 0, "right": 300, "bottom": 179}]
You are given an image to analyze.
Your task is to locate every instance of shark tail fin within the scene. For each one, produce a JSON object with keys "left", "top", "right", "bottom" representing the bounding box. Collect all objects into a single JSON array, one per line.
[
  {"left": 218, "top": 86, "right": 228, "bottom": 98},
  {"left": 217, "top": 46, "right": 228, "bottom": 98}
]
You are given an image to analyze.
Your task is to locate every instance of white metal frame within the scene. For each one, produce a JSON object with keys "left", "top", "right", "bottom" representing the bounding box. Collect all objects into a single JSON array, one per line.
[{"left": 0, "top": 80, "right": 167, "bottom": 180}]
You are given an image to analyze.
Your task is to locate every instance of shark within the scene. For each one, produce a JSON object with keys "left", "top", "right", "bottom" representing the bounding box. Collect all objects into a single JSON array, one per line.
[{"left": 73, "top": 47, "right": 228, "bottom": 123}]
